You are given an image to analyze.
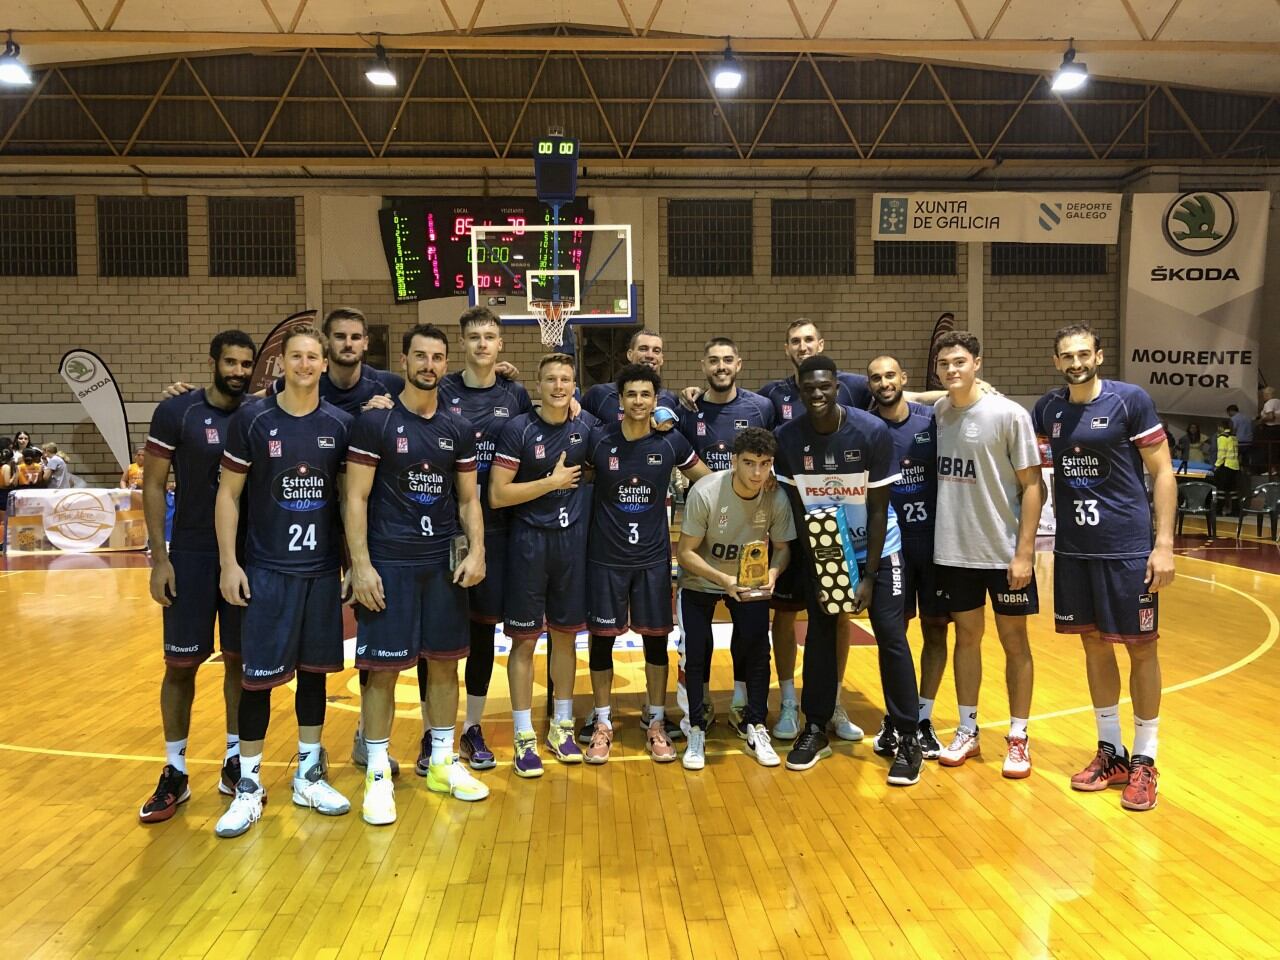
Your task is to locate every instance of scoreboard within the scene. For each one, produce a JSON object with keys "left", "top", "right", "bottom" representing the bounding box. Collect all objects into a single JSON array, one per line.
[{"left": 378, "top": 198, "right": 593, "bottom": 304}]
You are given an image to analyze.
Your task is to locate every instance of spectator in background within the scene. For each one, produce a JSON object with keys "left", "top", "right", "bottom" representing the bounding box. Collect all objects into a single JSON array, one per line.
[
  {"left": 10, "top": 430, "right": 32, "bottom": 466},
  {"left": 120, "top": 448, "right": 145, "bottom": 489},
  {"left": 0, "top": 445, "right": 12, "bottom": 492},
  {"left": 1213, "top": 421, "right": 1240, "bottom": 515},
  {"left": 15, "top": 446, "right": 48, "bottom": 489},
  {"left": 1228, "top": 404, "right": 1253, "bottom": 472},
  {"left": 1185, "top": 423, "right": 1214, "bottom": 461},
  {"left": 1259, "top": 386, "right": 1279, "bottom": 478},
  {"left": 42, "top": 443, "right": 71, "bottom": 489}
]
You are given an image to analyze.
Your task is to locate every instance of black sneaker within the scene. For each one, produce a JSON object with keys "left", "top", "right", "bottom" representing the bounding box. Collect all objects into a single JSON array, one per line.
[
  {"left": 887, "top": 732, "right": 923, "bottom": 786},
  {"left": 220, "top": 755, "right": 241, "bottom": 796},
  {"left": 414, "top": 732, "right": 431, "bottom": 778},
  {"left": 785, "top": 724, "right": 832, "bottom": 771},
  {"left": 577, "top": 716, "right": 596, "bottom": 745},
  {"left": 917, "top": 719, "right": 943, "bottom": 760},
  {"left": 639, "top": 709, "right": 685, "bottom": 742},
  {"left": 872, "top": 715, "right": 897, "bottom": 758},
  {"left": 139, "top": 764, "right": 191, "bottom": 823}
]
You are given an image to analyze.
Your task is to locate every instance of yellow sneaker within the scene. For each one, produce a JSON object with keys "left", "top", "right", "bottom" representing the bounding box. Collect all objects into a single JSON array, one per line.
[
  {"left": 361, "top": 767, "right": 396, "bottom": 825},
  {"left": 426, "top": 758, "right": 490, "bottom": 802}
]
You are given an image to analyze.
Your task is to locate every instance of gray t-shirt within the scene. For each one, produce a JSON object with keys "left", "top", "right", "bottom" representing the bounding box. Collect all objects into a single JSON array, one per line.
[
  {"left": 45, "top": 455, "right": 70, "bottom": 489},
  {"left": 678, "top": 470, "right": 796, "bottom": 594},
  {"left": 933, "top": 393, "right": 1041, "bottom": 569}
]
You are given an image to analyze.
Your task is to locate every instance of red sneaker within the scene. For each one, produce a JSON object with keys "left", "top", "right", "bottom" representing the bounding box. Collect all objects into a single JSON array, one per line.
[
  {"left": 1070, "top": 743, "right": 1130, "bottom": 792},
  {"left": 1121, "top": 756, "right": 1159, "bottom": 811},
  {"left": 139, "top": 765, "right": 191, "bottom": 823}
]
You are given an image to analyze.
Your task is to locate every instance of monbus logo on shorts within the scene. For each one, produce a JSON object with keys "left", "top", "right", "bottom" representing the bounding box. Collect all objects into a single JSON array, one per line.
[{"left": 273, "top": 463, "right": 328, "bottom": 511}]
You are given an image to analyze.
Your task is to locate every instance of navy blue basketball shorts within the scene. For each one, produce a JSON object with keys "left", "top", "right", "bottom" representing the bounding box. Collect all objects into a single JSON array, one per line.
[
  {"left": 240, "top": 566, "right": 343, "bottom": 690},
  {"left": 901, "top": 538, "right": 949, "bottom": 625},
  {"left": 587, "top": 560, "right": 673, "bottom": 637},
  {"left": 1053, "top": 554, "right": 1158, "bottom": 644},
  {"left": 936, "top": 563, "right": 1039, "bottom": 617},
  {"left": 504, "top": 521, "right": 587, "bottom": 641},
  {"left": 162, "top": 550, "right": 243, "bottom": 666},
  {"left": 769, "top": 555, "right": 806, "bottom": 612},
  {"left": 356, "top": 561, "right": 470, "bottom": 669},
  {"left": 467, "top": 529, "right": 507, "bottom": 624}
]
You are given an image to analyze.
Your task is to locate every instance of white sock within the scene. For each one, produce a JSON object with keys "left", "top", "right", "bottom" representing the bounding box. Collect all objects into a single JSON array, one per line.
[
  {"left": 596, "top": 706, "right": 612, "bottom": 729},
  {"left": 648, "top": 704, "right": 665, "bottom": 723},
  {"left": 779, "top": 679, "right": 796, "bottom": 702},
  {"left": 365, "top": 736, "right": 390, "bottom": 773},
  {"left": 241, "top": 752, "right": 263, "bottom": 787},
  {"left": 732, "top": 681, "right": 747, "bottom": 705},
  {"left": 553, "top": 699, "right": 574, "bottom": 723},
  {"left": 165, "top": 739, "right": 188, "bottom": 774},
  {"left": 465, "top": 695, "right": 486, "bottom": 730},
  {"left": 430, "top": 726, "right": 455, "bottom": 765},
  {"left": 958, "top": 705, "right": 978, "bottom": 733},
  {"left": 1133, "top": 716, "right": 1160, "bottom": 760},
  {"left": 1009, "top": 717, "right": 1028, "bottom": 740},
  {"left": 512, "top": 709, "right": 533, "bottom": 734},
  {"left": 1094, "top": 705, "right": 1124, "bottom": 753},
  {"left": 297, "top": 740, "right": 322, "bottom": 778},
  {"left": 918, "top": 698, "right": 935, "bottom": 723},
  {"left": 224, "top": 735, "right": 240, "bottom": 760}
]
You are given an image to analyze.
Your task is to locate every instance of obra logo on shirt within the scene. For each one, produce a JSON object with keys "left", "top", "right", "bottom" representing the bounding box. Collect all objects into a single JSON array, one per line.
[
  {"left": 1059, "top": 446, "right": 1110, "bottom": 488},
  {"left": 274, "top": 463, "right": 328, "bottom": 511},
  {"left": 398, "top": 461, "right": 448, "bottom": 505},
  {"left": 613, "top": 476, "right": 655, "bottom": 512}
]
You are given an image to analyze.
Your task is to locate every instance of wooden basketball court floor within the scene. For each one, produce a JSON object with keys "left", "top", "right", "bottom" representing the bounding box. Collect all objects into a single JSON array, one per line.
[{"left": 1, "top": 534, "right": 1278, "bottom": 959}]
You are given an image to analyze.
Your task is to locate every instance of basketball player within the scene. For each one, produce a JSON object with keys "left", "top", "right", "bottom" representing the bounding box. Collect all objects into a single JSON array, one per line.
[
  {"left": 212, "top": 324, "right": 352, "bottom": 838},
  {"left": 138, "top": 329, "right": 257, "bottom": 823},
  {"left": 436, "top": 306, "right": 533, "bottom": 772},
  {"left": 490, "top": 353, "right": 600, "bottom": 776},
  {"left": 676, "top": 427, "right": 794, "bottom": 770},
  {"left": 583, "top": 363, "right": 708, "bottom": 763},
  {"left": 931, "top": 331, "right": 1043, "bottom": 779},
  {"left": 867, "top": 355, "right": 949, "bottom": 760},
  {"left": 581, "top": 329, "right": 681, "bottom": 420},
  {"left": 345, "top": 324, "right": 490, "bottom": 821},
  {"left": 674, "top": 337, "right": 775, "bottom": 734},
  {"left": 773, "top": 356, "right": 923, "bottom": 785},
  {"left": 1034, "top": 324, "right": 1174, "bottom": 811}
]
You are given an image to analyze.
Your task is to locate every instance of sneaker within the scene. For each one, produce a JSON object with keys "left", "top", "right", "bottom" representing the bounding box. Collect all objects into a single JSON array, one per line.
[
  {"left": 414, "top": 733, "right": 431, "bottom": 778},
  {"left": 641, "top": 708, "right": 685, "bottom": 742},
  {"left": 887, "top": 732, "right": 923, "bottom": 786},
  {"left": 459, "top": 724, "right": 497, "bottom": 770},
  {"left": 683, "top": 728, "right": 706, "bottom": 770},
  {"left": 351, "top": 728, "right": 400, "bottom": 777},
  {"left": 214, "top": 779, "right": 264, "bottom": 838},
  {"left": 513, "top": 731, "right": 545, "bottom": 779},
  {"left": 546, "top": 720, "right": 584, "bottom": 763},
  {"left": 785, "top": 724, "right": 832, "bottom": 771},
  {"left": 1002, "top": 735, "right": 1032, "bottom": 780},
  {"left": 917, "top": 719, "right": 943, "bottom": 760},
  {"left": 678, "top": 702, "right": 716, "bottom": 740},
  {"left": 361, "top": 767, "right": 396, "bottom": 825},
  {"left": 772, "top": 699, "right": 800, "bottom": 740},
  {"left": 426, "top": 758, "right": 490, "bottom": 801},
  {"left": 291, "top": 764, "right": 351, "bottom": 815},
  {"left": 1121, "top": 755, "right": 1159, "bottom": 811},
  {"left": 585, "top": 722, "right": 613, "bottom": 765},
  {"left": 728, "top": 701, "right": 746, "bottom": 731},
  {"left": 577, "top": 716, "right": 596, "bottom": 745},
  {"left": 731, "top": 718, "right": 750, "bottom": 740},
  {"left": 1070, "top": 742, "right": 1131, "bottom": 792},
  {"left": 745, "top": 724, "right": 781, "bottom": 768},
  {"left": 646, "top": 718, "right": 677, "bottom": 763},
  {"left": 219, "top": 756, "right": 240, "bottom": 796},
  {"left": 139, "top": 765, "right": 190, "bottom": 823},
  {"left": 938, "top": 727, "right": 981, "bottom": 767},
  {"left": 829, "top": 704, "right": 864, "bottom": 742},
  {"left": 872, "top": 715, "right": 897, "bottom": 758}
]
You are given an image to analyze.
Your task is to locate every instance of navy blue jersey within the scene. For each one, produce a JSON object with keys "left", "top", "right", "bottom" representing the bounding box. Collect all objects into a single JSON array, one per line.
[
  {"left": 877, "top": 401, "right": 938, "bottom": 544},
  {"left": 1033, "top": 380, "right": 1166, "bottom": 559},
  {"left": 581, "top": 382, "right": 680, "bottom": 422},
  {"left": 492, "top": 409, "right": 601, "bottom": 529},
  {"left": 347, "top": 401, "right": 478, "bottom": 566},
  {"left": 221, "top": 397, "right": 352, "bottom": 575},
  {"left": 439, "top": 372, "right": 533, "bottom": 533},
  {"left": 676, "top": 389, "right": 775, "bottom": 472},
  {"left": 146, "top": 390, "right": 258, "bottom": 555},
  {"left": 774, "top": 406, "right": 902, "bottom": 562},
  {"left": 270, "top": 365, "right": 404, "bottom": 416},
  {"left": 587, "top": 423, "right": 699, "bottom": 567},
  {"left": 758, "top": 372, "right": 872, "bottom": 426}
]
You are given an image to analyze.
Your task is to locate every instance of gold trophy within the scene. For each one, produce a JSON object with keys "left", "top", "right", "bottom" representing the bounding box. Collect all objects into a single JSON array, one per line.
[{"left": 737, "top": 540, "right": 771, "bottom": 601}]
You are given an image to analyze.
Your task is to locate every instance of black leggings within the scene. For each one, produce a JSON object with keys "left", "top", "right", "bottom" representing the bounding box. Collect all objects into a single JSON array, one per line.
[
  {"left": 589, "top": 633, "right": 668, "bottom": 671},
  {"left": 465, "top": 621, "right": 495, "bottom": 696},
  {"left": 680, "top": 589, "right": 770, "bottom": 727},
  {"left": 239, "top": 670, "right": 327, "bottom": 742}
]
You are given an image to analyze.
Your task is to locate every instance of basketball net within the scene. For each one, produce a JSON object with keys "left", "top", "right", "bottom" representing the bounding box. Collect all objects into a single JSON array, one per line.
[{"left": 531, "top": 299, "right": 577, "bottom": 348}]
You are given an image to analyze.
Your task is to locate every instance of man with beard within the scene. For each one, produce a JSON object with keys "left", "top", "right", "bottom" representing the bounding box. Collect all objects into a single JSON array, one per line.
[
  {"left": 139, "top": 330, "right": 258, "bottom": 823},
  {"left": 1033, "top": 324, "right": 1174, "bottom": 812},
  {"left": 269, "top": 307, "right": 405, "bottom": 411},
  {"left": 345, "top": 324, "right": 490, "bottom": 821},
  {"left": 581, "top": 329, "right": 681, "bottom": 420}
]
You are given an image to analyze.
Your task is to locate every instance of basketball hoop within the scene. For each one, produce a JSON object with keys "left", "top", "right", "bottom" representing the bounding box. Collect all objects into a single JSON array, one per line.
[{"left": 530, "top": 299, "right": 577, "bottom": 348}]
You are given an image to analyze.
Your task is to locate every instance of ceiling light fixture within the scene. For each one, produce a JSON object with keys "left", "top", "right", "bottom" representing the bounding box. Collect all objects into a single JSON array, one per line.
[
  {"left": 712, "top": 39, "right": 743, "bottom": 92},
  {"left": 1051, "top": 41, "right": 1088, "bottom": 93},
  {"left": 0, "top": 33, "right": 33, "bottom": 86},
  {"left": 365, "top": 41, "right": 396, "bottom": 88}
]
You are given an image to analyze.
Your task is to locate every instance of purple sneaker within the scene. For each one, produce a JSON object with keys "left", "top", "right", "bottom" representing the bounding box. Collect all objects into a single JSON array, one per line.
[
  {"left": 512, "top": 731, "right": 544, "bottom": 779},
  {"left": 459, "top": 724, "right": 496, "bottom": 770},
  {"left": 546, "top": 719, "right": 584, "bottom": 763}
]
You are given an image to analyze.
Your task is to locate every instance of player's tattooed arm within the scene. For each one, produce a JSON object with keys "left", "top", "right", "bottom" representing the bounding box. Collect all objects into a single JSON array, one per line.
[
  {"left": 453, "top": 469, "right": 487, "bottom": 588},
  {"left": 1138, "top": 439, "right": 1177, "bottom": 592},
  {"left": 1008, "top": 463, "right": 1043, "bottom": 591},
  {"left": 215, "top": 468, "right": 252, "bottom": 606},
  {"left": 142, "top": 449, "right": 175, "bottom": 606},
  {"left": 342, "top": 461, "right": 385, "bottom": 611}
]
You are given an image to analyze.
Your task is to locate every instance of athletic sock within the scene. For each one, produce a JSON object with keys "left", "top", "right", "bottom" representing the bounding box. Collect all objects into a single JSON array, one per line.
[
  {"left": 365, "top": 737, "right": 390, "bottom": 773},
  {"left": 648, "top": 704, "right": 666, "bottom": 723},
  {"left": 297, "top": 740, "right": 322, "bottom": 779},
  {"left": 512, "top": 709, "right": 534, "bottom": 734},
  {"left": 224, "top": 735, "right": 241, "bottom": 761},
  {"left": 918, "top": 698, "right": 935, "bottom": 723},
  {"left": 779, "top": 679, "right": 796, "bottom": 702},
  {"left": 241, "top": 752, "right": 263, "bottom": 787},
  {"left": 165, "top": 739, "right": 188, "bottom": 774},
  {"left": 1009, "top": 717, "right": 1028, "bottom": 740},
  {"left": 732, "top": 681, "right": 747, "bottom": 706},
  {"left": 430, "top": 726, "right": 455, "bottom": 766},
  {"left": 1094, "top": 705, "right": 1124, "bottom": 753},
  {"left": 465, "top": 695, "right": 486, "bottom": 730},
  {"left": 1133, "top": 716, "right": 1160, "bottom": 760},
  {"left": 596, "top": 706, "right": 612, "bottom": 729},
  {"left": 553, "top": 699, "right": 574, "bottom": 723},
  {"left": 958, "top": 705, "right": 978, "bottom": 733}
]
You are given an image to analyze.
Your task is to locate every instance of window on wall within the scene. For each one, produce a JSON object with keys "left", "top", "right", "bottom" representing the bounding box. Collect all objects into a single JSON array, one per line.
[
  {"left": 0, "top": 196, "right": 77, "bottom": 277},
  {"left": 771, "top": 199, "right": 855, "bottom": 276},
  {"left": 667, "top": 200, "right": 752, "bottom": 277},
  {"left": 97, "top": 196, "right": 188, "bottom": 277},
  {"left": 991, "top": 243, "right": 1108, "bottom": 276},
  {"left": 874, "top": 241, "right": 956, "bottom": 276},
  {"left": 209, "top": 197, "right": 297, "bottom": 277}
]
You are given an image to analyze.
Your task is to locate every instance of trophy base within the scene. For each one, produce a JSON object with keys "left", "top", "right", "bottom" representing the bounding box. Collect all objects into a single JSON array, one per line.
[{"left": 736, "top": 587, "right": 772, "bottom": 602}]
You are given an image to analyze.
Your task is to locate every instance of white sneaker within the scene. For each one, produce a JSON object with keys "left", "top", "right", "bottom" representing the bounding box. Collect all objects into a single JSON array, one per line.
[
  {"left": 215, "top": 779, "right": 264, "bottom": 838},
  {"left": 292, "top": 765, "right": 351, "bottom": 816},
  {"left": 772, "top": 699, "right": 800, "bottom": 740},
  {"left": 830, "top": 704, "right": 865, "bottom": 742},
  {"left": 683, "top": 728, "right": 706, "bottom": 770},
  {"left": 746, "top": 724, "right": 781, "bottom": 768},
  {"left": 361, "top": 768, "right": 396, "bottom": 825}
]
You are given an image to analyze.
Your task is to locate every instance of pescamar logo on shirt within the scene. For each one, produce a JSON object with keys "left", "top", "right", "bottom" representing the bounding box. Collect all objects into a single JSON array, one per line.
[
  {"left": 398, "top": 461, "right": 449, "bottom": 505},
  {"left": 612, "top": 476, "right": 656, "bottom": 513},
  {"left": 1059, "top": 445, "right": 1111, "bottom": 488},
  {"left": 273, "top": 462, "right": 328, "bottom": 511},
  {"left": 801, "top": 475, "right": 866, "bottom": 501}
]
